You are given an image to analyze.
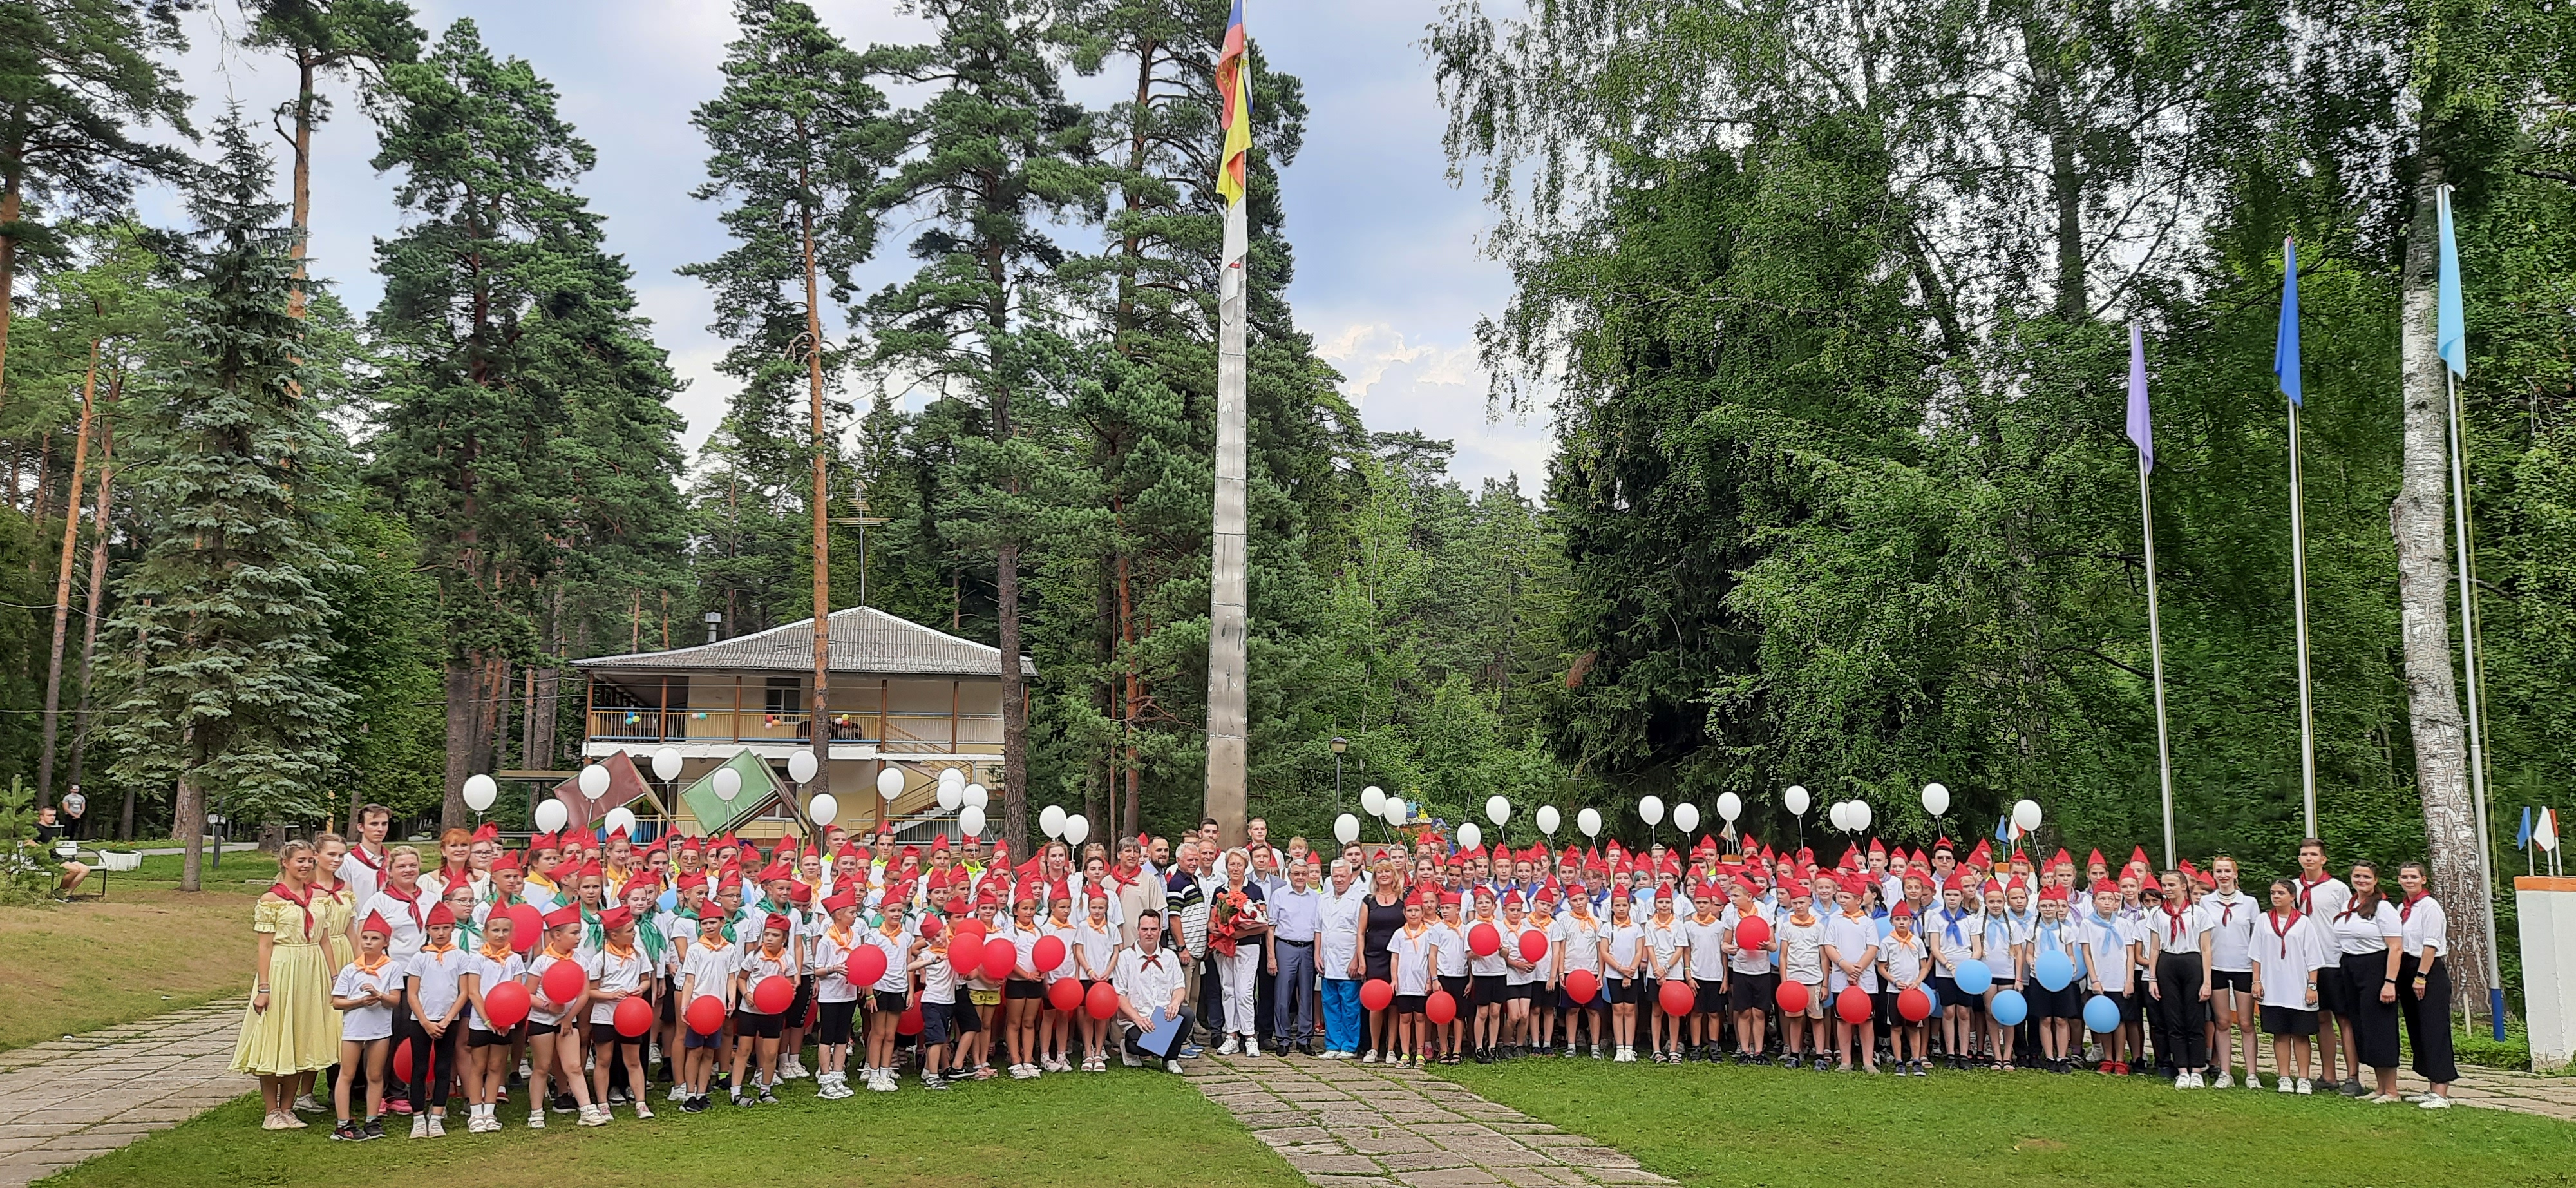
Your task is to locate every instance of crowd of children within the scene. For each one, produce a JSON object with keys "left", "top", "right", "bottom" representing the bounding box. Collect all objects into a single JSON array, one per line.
[{"left": 227, "top": 805, "right": 2467, "bottom": 1140}]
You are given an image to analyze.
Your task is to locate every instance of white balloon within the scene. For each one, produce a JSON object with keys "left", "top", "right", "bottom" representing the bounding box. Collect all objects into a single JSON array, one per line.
[
  {"left": 462, "top": 774, "right": 497, "bottom": 813},
  {"left": 1828, "top": 801, "right": 1850, "bottom": 832},
  {"left": 876, "top": 766, "right": 904, "bottom": 801},
  {"left": 962, "top": 783, "right": 989, "bottom": 810},
  {"left": 1850, "top": 800, "right": 1873, "bottom": 833},
  {"left": 1062, "top": 815, "right": 1090, "bottom": 846},
  {"left": 788, "top": 750, "right": 819, "bottom": 785},
  {"left": 577, "top": 764, "right": 610, "bottom": 800},
  {"left": 603, "top": 806, "right": 637, "bottom": 836},
  {"left": 1486, "top": 796, "right": 1510, "bottom": 827},
  {"left": 1784, "top": 785, "right": 1810, "bottom": 816},
  {"left": 2013, "top": 799, "right": 2043, "bottom": 833},
  {"left": 1383, "top": 797, "right": 1407, "bottom": 827},
  {"left": 807, "top": 793, "right": 838, "bottom": 827},
  {"left": 1536, "top": 805, "right": 1560, "bottom": 837},
  {"left": 958, "top": 804, "right": 987, "bottom": 838},
  {"left": 937, "top": 781, "right": 964, "bottom": 812},
  {"left": 1718, "top": 792, "right": 1743, "bottom": 823},
  {"left": 1334, "top": 813, "right": 1361, "bottom": 845},
  {"left": 711, "top": 767, "right": 742, "bottom": 803},
  {"left": 1360, "top": 785, "right": 1386, "bottom": 816},
  {"left": 1921, "top": 781, "right": 1950, "bottom": 818},
  {"left": 1673, "top": 802, "right": 1701, "bottom": 834},
  {"left": 1459, "top": 823, "right": 1482, "bottom": 852},
  {"left": 533, "top": 798, "right": 569, "bottom": 833},
  {"left": 1577, "top": 807, "right": 1602, "bottom": 838},
  {"left": 1040, "top": 805, "right": 1067, "bottom": 839},
  {"left": 651, "top": 747, "right": 683, "bottom": 783},
  {"left": 1638, "top": 795, "right": 1665, "bottom": 827}
]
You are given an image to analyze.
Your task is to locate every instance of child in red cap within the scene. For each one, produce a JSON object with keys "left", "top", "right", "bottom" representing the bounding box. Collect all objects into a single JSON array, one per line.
[
  {"left": 584, "top": 905, "right": 654, "bottom": 1120},
  {"left": 327, "top": 914, "right": 399, "bottom": 1141},
  {"left": 729, "top": 912, "right": 799, "bottom": 1105}
]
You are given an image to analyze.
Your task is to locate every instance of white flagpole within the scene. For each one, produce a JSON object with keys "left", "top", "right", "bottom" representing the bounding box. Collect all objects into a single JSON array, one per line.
[
  {"left": 2141, "top": 457, "right": 2177, "bottom": 871},
  {"left": 2287, "top": 401, "right": 2318, "bottom": 838}
]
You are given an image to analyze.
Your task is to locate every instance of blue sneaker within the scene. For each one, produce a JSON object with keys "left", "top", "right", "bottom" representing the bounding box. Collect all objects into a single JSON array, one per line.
[{"left": 1179, "top": 1044, "right": 1204, "bottom": 1059}]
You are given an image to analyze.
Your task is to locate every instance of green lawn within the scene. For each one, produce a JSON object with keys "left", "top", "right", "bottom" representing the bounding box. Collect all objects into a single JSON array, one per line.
[
  {"left": 0, "top": 852, "right": 279, "bottom": 1053},
  {"left": 1439, "top": 1058, "right": 2575, "bottom": 1188},
  {"left": 38, "top": 1069, "right": 1302, "bottom": 1188}
]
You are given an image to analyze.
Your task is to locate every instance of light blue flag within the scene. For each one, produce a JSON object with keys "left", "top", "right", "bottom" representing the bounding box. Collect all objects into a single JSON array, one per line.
[
  {"left": 2437, "top": 186, "right": 2467, "bottom": 379},
  {"left": 2519, "top": 805, "right": 2533, "bottom": 850},
  {"left": 2126, "top": 322, "right": 2152, "bottom": 470},
  {"left": 2273, "top": 238, "right": 2302, "bottom": 406}
]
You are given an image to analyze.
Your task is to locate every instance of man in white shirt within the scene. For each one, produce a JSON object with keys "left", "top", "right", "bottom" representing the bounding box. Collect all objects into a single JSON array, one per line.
[
  {"left": 1316, "top": 860, "right": 1367, "bottom": 1058},
  {"left": 339, "top": 803, "right": 395, "bottom": 907},
  {"left": 1113, "top": 909, "right": 1190, "bottom": 1073}
]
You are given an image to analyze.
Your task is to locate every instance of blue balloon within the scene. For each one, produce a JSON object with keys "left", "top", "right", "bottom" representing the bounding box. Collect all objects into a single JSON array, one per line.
[
  {"left": 1991, "top": 988, "right": 2029, "bottom": 1027},
  {"left": 1953, "top": 957, "right": 1991, "bottom": 995},
  {"left": 1920, "top": 983, "right": 1939, "bottom": 1017},
  {"left": 2034, "top": 950, "right": 2074, "bottom": 992},
  {"left": 1877, "top": 915, "right": 1895, "bottom": 938},
  {"left": 658, "top": 888, "right": 679, "bottom": 913},
  {"left": 2083, "top": 993, "right": 2120, "bottom": 1035}
]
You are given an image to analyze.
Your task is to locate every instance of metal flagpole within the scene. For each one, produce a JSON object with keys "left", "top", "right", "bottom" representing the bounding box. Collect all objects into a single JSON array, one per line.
[
  {"left": 2141, "top": 458, "right": 2177, "bottom": 871},
  {"left": 2287, "top": 399, "right": 2318, "bottom": 838},
  {"left": 1203, "top": 13, "right": 1252, "bottom": 844}
]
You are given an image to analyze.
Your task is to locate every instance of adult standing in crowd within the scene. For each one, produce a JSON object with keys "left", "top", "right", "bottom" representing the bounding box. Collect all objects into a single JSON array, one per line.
[
  {"left": 1269, "top": 854, "right": 1321, "bottom": 1055},
  {"left": 234, "top": 839, "right": 341, "bottom": 1129},
  {"left": 2394, "top": 862, "right": 2456, "bottom": 1108}
]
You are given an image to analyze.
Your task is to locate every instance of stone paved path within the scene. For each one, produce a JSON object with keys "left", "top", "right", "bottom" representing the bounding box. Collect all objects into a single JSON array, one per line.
[
  {"left": 0, "top": 1001, "right": 248, "bottom": 1187},
  {"left": 1184, "top": 1053, "right": 1675, "bottom": 1188}
]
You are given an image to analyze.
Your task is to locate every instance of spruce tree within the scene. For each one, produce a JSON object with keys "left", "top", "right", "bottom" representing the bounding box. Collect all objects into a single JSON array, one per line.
[{"left": 105, "top": 112, "right": 350, "bottom": 890}]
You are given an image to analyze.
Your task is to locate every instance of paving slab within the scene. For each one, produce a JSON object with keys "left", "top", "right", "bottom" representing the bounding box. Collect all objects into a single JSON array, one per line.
[{"left": 0, "top": 999, "right": 251, "bottom": 1188}]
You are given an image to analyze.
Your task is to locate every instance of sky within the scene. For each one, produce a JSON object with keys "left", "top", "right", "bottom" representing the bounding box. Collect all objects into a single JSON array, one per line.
[{"left": 156, "top": 0, "right": 1553, "bottom": 492}]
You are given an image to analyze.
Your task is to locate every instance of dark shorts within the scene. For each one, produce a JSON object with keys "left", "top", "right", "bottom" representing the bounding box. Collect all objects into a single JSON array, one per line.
[
  {"left": 920, "top": 1001, "right": 955, "bottom": 1046},
  {"left": 2261, "top": 1005, "right": 2318, "bottom": 1037},
  {"left": 658, "top": 990, "right": 677, "bottom": 1024},
  {"left": 2210, "top": 969, "right": 2253, "bottom": 993},
  {"left": 1728, "top": 972, "right": 1776, "bottom": 1013},
  {"left": 1472, "top": 975, "right": 1508, "bottom": 1004},
  {"left": 1929, "top": 973, "right": 1960, "bottom": 1004},
  {"left": 2038, "top": 986, "right": 2085, "bottom": 1019},
  {"left": 1513, "top": 981, "right": 1540, "bottom": 1002},
  {"left": 732, "top": 1010, "right": 784, "bottom": 1040},
  {"left": 527, "top": 1022, "right": 560, "bottom": 1039},
  {"left": 1395, "top": 994, "right": 1428, "bottom": 1017},
  {"left": 1005, "top": 978, "right": 1045, "bottom": 1001},
  {"left": 683, "top": 1026, "right": 723, "bottom": 1051},
  {"left": 817, "top": 999, "right": 859, "bottom": 1045},
  {"left": 873, "top": 990, "right": 908, "bottom": 1015},
  {"left": 1559, "top": 984, "right": 1606, "bottom": 1012},
  {"left": 468, "top": 1025, "right": 519, "bottom": 1049},
  {"left": 951, "top": 998, "right": 983, "bottom": 1033},
  {"left": 2315, "top": 964, "right": 2348, "bottom": 1016},
  {"left": 1439, "top": 974, "right": 1470, "bottom": 1002},
  {"left": 1608, "top": 975, "right": 1645, "bottom": 1006},
  {"left": 2119, "top": 988, "right": 2145, "bottom": 1024}
]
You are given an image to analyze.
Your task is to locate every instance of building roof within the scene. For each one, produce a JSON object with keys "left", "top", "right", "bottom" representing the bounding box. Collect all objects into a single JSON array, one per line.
[{"left": 573, "top": 606, "right": 1036, "bottom": 678}]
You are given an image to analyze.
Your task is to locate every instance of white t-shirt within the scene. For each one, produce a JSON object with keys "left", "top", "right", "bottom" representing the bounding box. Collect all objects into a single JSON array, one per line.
[
  {"left": 1037, "top": 921, "right": 1079, "bottom": 983},
  {"left": 2292, "top": 874, "right": 2350, "bottom": 921},
  {"left": 2085, "top": 917, "right": 2136, "bottom": 994},
  {"left": 1642, "top": 918, "right": 1686, "bottom": 979},
  {"left": 338, "top": 846, "right": 388, "bottom": 908},
  {"left": 1431, "top": 921, "right": 1469, "bottom": 979},
  {"left": 465, "top": 950, "right": 526, "bottom": 1032},
  {"left": 2398, "top": 896, "right": 2448, "bottom": 958},
  {"left": 361, "top": 888, "right": 431, "bottom": 959},
  {"left": 1879, "top": 931, "right": 1928, "bottom": 989},
  {"left": 406, "top": 943, "right": 471, "bottom": 1025},
  {"left": 583, "top": 947, "right": 652, "bottom": 1024},
  {"left": 1502, "top": 921, "right": 1544, "bottom": 985},
  {"left": 1467, "top": 918, "right": 1509, "bottom": 978},
  {"left": 2196, "top": 890, "right": 2260, "bottom": 972},
  {"left": 1719, "top": 905, "right": 1773, "bottom": 975},
  {"left": 1777, "top": 915, "right": 1828, "bottom": 984},
  {"left": 1071, "top": 921, "right": 1118, "bottom": 982},
  {"left": 1550, "top": 914, "right": 1604, "bottom": 977},
  {"left": 864, "top": 929, "right": 913, "bottom": 995},
  {"left": 736, "top": 947, "right": 795, "bottom": 1013},
  {"left": 332, "top": 958, "right": 400, "bottom": 1041},
  {"left": 526, "top": 952, "right": 580, "bottom": 1026},
  {"left": 2252, "top": 912, "right": 2329, "bottom": 1011},
  {"left": 1683, "top": 915, "right": 1728, "bottom": 981},
  {"left": 679, "top": 940, "right": 740, "bottom": 1011},
  {"left": 2327, "top": 900, "right": 2401, "bottom": 957},
  {"left": 1821, "top": 913, "right": 1879, "bottom": 993},
  {"left": 1388, "top": 928, "right": 1435, "bottom": 995},
  {"left": 1929, "top": 908, "right": 1980, "bottom": 972},
  {"left": 1602, "top": 921, "right": 1645, "bottom": 980},
  {"left": 2150, "top": 904, "right": 2210, "bottom": 956},
  {"left": 813, "top": 927, "right": 862, "bottom": 1003}
]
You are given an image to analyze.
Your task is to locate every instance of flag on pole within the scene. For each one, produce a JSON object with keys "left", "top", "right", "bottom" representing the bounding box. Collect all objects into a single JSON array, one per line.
[
  {"left": 2274, "top": 238, "right": 2302, "bottom": 405},
  {"left": 2518, "top": 805, "right": 2533, "bottom": 850},
  {"left": 1214, "top": 0, "right": 1252, "bottom": 206},
  {"left": 2539, "top": 808, "right": 2561, "bottom": 853},
  {"left": 2437, "top": 186, "right": 2467, "bottom": 379},
  {"left": 2126, "top": 321, "right": 2153, "bottom": 470}
]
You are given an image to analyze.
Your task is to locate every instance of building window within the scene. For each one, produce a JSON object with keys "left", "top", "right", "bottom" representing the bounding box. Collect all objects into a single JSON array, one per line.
[{"left": 764, "top": 678, "right": 801, "bottom": 715}]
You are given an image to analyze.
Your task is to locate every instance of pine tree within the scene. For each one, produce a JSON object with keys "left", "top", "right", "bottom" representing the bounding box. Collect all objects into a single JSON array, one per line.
[
  {"left": 105, "top": 112, "right": 350, "bottom": 891},
  {"left": 241, "top": 0, "right": 422, "bottom": 318}
]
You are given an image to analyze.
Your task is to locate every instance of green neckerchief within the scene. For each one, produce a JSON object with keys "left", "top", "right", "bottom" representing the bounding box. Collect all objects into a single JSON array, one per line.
[{"left": 581, "top": 902, "right": 605, "bottom": 950}]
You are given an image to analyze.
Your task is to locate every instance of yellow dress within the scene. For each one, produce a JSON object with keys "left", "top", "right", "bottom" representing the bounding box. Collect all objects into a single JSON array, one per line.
[
  {"left": 230, "top": 894, "right": 343, "bottom": 1076},
  {"left": 317, "top": 884, "right": 355, "bottom": 972}
]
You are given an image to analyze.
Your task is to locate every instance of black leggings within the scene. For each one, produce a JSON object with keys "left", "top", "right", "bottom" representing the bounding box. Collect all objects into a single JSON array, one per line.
[
  {"left": 2154, "top": 952, "right": 2206, "bottom": 1069},
  {"left": 412, "top": 1021, "right": 462, "bottom": 1111},
  {"left": 2399, "top": 955, "right": 2456, "bottom": 1084}
]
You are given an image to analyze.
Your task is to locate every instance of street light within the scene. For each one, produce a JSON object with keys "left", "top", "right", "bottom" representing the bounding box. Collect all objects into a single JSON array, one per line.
[{"left": 1330, "top": 736, "right": 1347, "bottom": 811}]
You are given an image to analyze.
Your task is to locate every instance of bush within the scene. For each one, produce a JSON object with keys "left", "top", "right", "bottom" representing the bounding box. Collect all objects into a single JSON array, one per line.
[{"left": 0, "top": 777, "right": 64, "bottom": 905}]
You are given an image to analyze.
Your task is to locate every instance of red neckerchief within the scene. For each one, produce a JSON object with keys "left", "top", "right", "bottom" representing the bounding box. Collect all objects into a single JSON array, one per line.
[
  {"left": 349, "top": 844, "right": 385, "bottom": 873},
  {"left": 2215, "top": 890, "right": 2237, "bottom": 925},
  {"left": 1137, "top": 947, "right": 1164, "bottom": 972},
  {"left": 1109, "top": 864, "right": 1141, "bottom": 891},
  {"left": 2163, "top": 900, "right": 2188, "bottom": 941},
  {"left": 269, "top": 881, "right": 316, "bottom": 937},
  {"left": 2295, "top": 871, "right": 2331, "bottom": 914},
  {"left": 437, "top": 861, "right": 473, "bottom": 890},
  {"left": 2266, "top": 909, "right": 2300, "bottom": 959},
  {"left": 381, "top": 883, "right": 426, "bottom": 934},
  {"left": 2400, "top": 890, "right": 2429, "bottom": 924}
]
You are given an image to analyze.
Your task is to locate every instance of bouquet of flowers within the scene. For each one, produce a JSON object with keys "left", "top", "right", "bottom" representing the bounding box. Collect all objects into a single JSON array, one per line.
[{"left": 1208, "top": 887, "right": 1260, "bottom": 958}]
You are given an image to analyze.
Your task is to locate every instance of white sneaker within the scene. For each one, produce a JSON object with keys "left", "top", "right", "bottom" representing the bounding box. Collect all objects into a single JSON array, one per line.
[
  {"left": 1166, "top": 1059, "right": 1185, "bottom": 1074},
  {"left": 2212, "top": 1071, "right": 2233, "bottom": 1089},
  {"left": 2419, "top": 1095, "right": 2452, "bottom": 1109},
  {"left": 1217, "top": 1036, "right": 1240, "bottom": 1055},
  {"left": 292, "top": 1094, "right": 324, "bottom": 1115},
  {"left": 2296, "top": 1078, "right": 2313, "bottom": 1095},
  {"left": 1009, "top": 1064, "right": 1036, "bottom": 1080},
  {"left": 1361, "top": 1049, "right": 1379, "bottom": 1064},
  {"left": 578, "top": 1104, "right": 611, "bottom": 1126},
  {"left": 426, "top": 1113, "right": 446, "bottom": 1136},
  {"left": 2277, "top": 1076, "right": 2294, "bottom": 1093},
  {"left": 1242, "top": 1038, "right": 1262, "bottom": 1058},
  {"left": 527, "top": 1108, "right": 547, "bottom": 1129}
]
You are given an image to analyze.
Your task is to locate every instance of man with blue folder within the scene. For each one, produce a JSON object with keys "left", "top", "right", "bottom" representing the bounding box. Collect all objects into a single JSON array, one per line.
[{"left": 1115, "top": 908, "right": 1193, "bottom": 1073}]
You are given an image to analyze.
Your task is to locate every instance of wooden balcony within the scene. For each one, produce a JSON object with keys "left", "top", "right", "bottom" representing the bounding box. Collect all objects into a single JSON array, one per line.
[{"left": 583, "top": 707, "right": 1000, "bottom": 754}]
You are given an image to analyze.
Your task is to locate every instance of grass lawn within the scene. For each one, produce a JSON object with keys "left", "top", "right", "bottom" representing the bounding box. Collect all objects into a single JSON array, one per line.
[
  {"left": 1440, "top": 1058, "right": 2575, "bottom": 1188},
  {"left": 0, "top": 850, "right": 279, "bottom": 1053},
  {"left": 37, "top": 1069, "right": 1302, "bottom": 1188}
]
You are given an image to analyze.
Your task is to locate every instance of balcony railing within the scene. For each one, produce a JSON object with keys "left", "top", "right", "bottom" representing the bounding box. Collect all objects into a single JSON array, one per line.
[{"left": 587, "top": 709, "right": 1002, "bottom": 752}]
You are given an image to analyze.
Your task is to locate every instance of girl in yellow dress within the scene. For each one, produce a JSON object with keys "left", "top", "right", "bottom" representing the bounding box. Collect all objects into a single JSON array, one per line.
[
  {"left": 294, "top": 833, "right": 361, "bottom": 1115},
  {"left": 232, "top": 840, "right": 344, "bottom": 1130}
]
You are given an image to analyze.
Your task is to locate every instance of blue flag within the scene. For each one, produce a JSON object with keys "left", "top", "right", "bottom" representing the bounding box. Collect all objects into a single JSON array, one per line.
[
  {"left": 2519, "top": 805, "right": 2533, "bottom": 850},
  {"left": 1995, "top": 814, "right": 2010, "bottom": 843},
  {"left": 2126, "top": 322, "right": 2152, "bottom": 470},
  {"left": 2274, "top": 238, "right": 2302, "bottom": 406},
  {"left": 2437, "top": 186, "right": 2467, "bottom": 379}
]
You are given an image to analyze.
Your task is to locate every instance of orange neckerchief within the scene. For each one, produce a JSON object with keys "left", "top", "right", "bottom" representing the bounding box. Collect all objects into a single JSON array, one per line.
[
  {"left": 605, "top": 935, "right": 638, "bottom": 961},
  {"left": 544, "top": 941, "right": 577, "bottom": 963},
  {"left": 354, "top": 953, "right": 393, "bottom": 977},
  {"left": 473, "top": 940, "right": 509, "bottom": 961},
  {"left": 697, "top": 933, "right": 730, "bottom": 952}
]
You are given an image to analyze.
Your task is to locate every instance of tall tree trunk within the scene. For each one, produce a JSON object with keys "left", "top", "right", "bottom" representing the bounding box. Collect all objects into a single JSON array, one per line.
[
  {"left": 288, "top": 50, "right": 316, "bottom": 320},
  {"left": 2394, "top": 152, "right": 2493, "bottom": 1015},
  {"left": 442, "top": 658, "right": 477, "bottom": 829},
  {"left": 37, "top": 330, "right": 100, "bottom": 806},
  {"left": 1114, "top": 35, "right": 1157, "bottom": 352},
  {"left": 0, "top": 161, "right": 21, "bottom": 412},
  {"left": 66, "top": 373, "right": 116, "bottom": 807},
  {"left": 800, "top": 142, "right": 833, "bottom": 810},
  {"left": 2022, "top": 19, "right": 2086, "bottom": 320}
]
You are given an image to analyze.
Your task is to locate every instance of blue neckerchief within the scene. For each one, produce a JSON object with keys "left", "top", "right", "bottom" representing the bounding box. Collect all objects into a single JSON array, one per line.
[{"left": 1942, "top": 907, "right": 1965, "bottom": 946}]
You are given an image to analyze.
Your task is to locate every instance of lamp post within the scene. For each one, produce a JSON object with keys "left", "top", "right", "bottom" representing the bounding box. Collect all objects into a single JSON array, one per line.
[{"left": 1331, "top": 736, "right": 1347, "bottom": 812}]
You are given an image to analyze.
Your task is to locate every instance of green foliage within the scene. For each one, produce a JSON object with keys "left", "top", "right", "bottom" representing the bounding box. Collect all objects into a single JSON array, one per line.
[{"left": 0, "top": 776, "right": 58, "bottom": 905}]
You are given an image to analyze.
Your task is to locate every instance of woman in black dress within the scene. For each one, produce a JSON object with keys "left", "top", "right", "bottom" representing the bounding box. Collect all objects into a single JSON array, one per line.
[{"left": 1362, "top": 855, "right": 1408, "bottom": 1062}]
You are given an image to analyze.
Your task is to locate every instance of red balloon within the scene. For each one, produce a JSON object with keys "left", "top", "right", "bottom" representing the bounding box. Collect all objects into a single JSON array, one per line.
[
  {"left": 506, "top": 904, "right": 543, "bottom": 954},
  {"left": 1032, "top": 935, "right": 1067, "bottom": 976},
  {"left": 614, "top": 994, "right": 654, "bottom": 1038},
  {"left": 751, "top": 974, "right": 793, "bottom": 1015},
  {"left": 1518, "top": 929, "right": 1550, "bottom": 963},
  {"left": 1468, "top": 922, "right": 1501, "bottom": 957},
  {"left": 846, "top": 944, "right": 889, "bottom": 988},
  {"left": 685, "top": 994, "right": 725, "bottom": 1036},
  {"left": 1084, "top": 980, "right": 1121, "bottom": 1021},
  {"left": 949, "top": 941, "right": 982, "bottom": 979},
  {"left": 1658, "top": 979, "right": 1698, "bottom": 1017},
  {"left": 1836, "top": 986, "right": 1872, "bottom": 1024},
  {"left": 1360, "top": 979, "right": 1395, "bottom": 1012},
  {"left": 1734, "top": 915, "right": 1771, "bottom": 949},
  {"left": 482, "top": 981, "right": 532, "bottom": 1031},
  {"left": 1047, "top": 977, "right": 1084, "bottom": 1013},
  {"left": 951, "top": 919, "right": 986, "bottom": 950},
  {"left": 1897, "top": 986, "right": 1931, "bottom": 1022},
  {"left": 985, "top": 937, "right": 1021, "bottom": 980},
  {"left": 540, "top": 957, "right": 586, "bottom": 1008},
  {"left": 1426, "top": 990, "right": 1458, "bottom": 1025},
  {"left": 1775, "top": 979, "right": 1811, "bottom": 1015},
  {"left": 392, "top": 1039, "right": 416, "bottom": 1082},
  {"left": 898, "top": 1002, "right": 925, "bottom": 1035},
  {"left": 1564, "top": 969, "right": 1599, "bottom": 1004}
]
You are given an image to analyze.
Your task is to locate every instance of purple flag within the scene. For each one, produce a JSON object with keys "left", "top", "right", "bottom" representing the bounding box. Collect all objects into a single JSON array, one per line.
[{"left": 2126, "top": 322, "right": 2152, "bottom": 471}]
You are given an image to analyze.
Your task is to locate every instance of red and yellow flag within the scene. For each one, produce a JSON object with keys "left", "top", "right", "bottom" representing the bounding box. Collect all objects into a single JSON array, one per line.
[{"left": 1215, "top": 0, "right": 1251, "bottom": 206}]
